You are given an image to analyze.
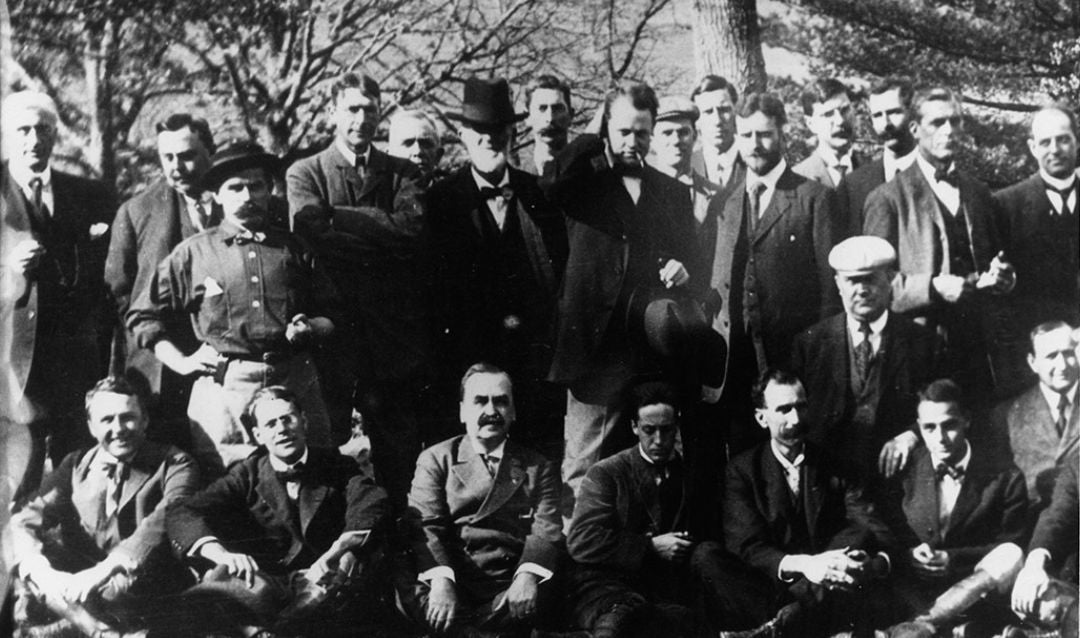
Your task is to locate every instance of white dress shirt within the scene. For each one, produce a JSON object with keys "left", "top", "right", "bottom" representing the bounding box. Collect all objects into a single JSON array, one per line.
[
  {"left": 815, "top": 147, "right": 854, "bottom": 187},
  {"left": 1040, "top": 169, "right": 1077, "bottom": 216},
  {"left": 770, "top": 439, "right": 805, "bottom": 498},
  {"left": 746, "top": 158, "right": 787, "bottom": 217},
  {"left": 335, "top": 138, "right": 371, "bottom": 169},
  {"left": 1039, "top": 382, "right": 1077, "bottom": 430},
  {"left": 916, "top": 153, "right": 960, "bottom": 215},
  {"left": 702, "top": 145, "right": 740, "bottom": 187},
  {"left": 472, "top": 168, "right": 512, "bottom": 230},
  {"left": 9, "top": 163, "right": 55, "bottom": 217},
  {"left": 883, "top": 149, "right": 918, "bottom": 182},
  {"left": 268, "top": 448, "right": 311, "bottom": 501},
  {"left": 931, "top": 442, "right": 971, "bottom": 530},
  {"left": 846, "top": 311, "right": 889, "bottom": 358}
]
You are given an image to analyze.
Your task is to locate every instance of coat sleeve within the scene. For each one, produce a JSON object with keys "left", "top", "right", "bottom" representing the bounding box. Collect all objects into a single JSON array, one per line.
[
  {"left": 566, "top": 462, "right": 650, "bottom": 573},
  {"left": 113, "top": 448, "right": 200, "bottom": 570},
  {"left": 166, "top": 462, "right": 253, "bottom": 558},
  {"left": 519, "top": 456, "right": 564, "bottom": 571},
  {"left": 863, "top": 185, "right": 935, "bottom": 314},
  {"left": 104, "top": 200, "right": 137, "bottom": 317},
  {"left": 948, "top": 468, "right": 1029, "bottom": 571},
  {"left": 125, "top": 243, "right": 192, "bottom": 350},
  {"left": 9, "top": 452, "right": 81, "bottom": 570},
  {"left": 723, "top": 459, "right": 788, "bottom": 582},
  {"left": 1029, "top": 458, "right": 1078, "bottom": 565},
  {"left": 405, "top": 446, "right": 457, "bottom": 573}
]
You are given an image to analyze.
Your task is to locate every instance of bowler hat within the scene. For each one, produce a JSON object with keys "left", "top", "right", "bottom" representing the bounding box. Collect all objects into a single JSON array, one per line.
[
  {"left": 201, "top": 139, "right": 280, "bottom": 192},
  {"left": 447, "top": 77, "right": 526, "bottom": 127},
  {"left": 624, "top": 287, "right": 727, "bottom": 388}
]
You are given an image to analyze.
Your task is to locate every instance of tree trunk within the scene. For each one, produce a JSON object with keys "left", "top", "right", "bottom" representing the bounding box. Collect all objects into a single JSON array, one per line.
[
  {"left": 692, "top": 0, "right": 767, "bottom": 94},
  {"left": 82, "top": 18, "right": 117, "bottom": 184}
]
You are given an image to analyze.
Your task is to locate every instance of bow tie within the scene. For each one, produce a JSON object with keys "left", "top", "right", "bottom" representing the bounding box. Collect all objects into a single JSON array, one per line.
[
  {"left": 478, "top": 185, "right": 514, "bottom": 201},
  {"left": 934, "top": 462, "right": 964, "bottom": 481},
  {"left": 933, "top": 166, "right": 958, "bottom": 186},
  {"left": 612, "top": 163, "right": 644, "bottom": 178},
  {"left": 234, "top": 230, "right": 267, "bottom": 245},
  {"left": 276, "top": 462, "right": 308, "bottom": 483}
]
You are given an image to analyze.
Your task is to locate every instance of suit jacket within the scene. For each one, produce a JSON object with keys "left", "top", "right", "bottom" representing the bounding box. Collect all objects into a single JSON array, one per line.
[
  {"left": 791, "top": 312, "right": 940, "bottom": 470},
  {"left": 567, "top": 447, "right": 697, "bottom": 576},
  {"left": 11, "top": 442, "right": 199, "bottom": 572},
  {"left": 0, "top": 164, "right": 115, "bottom": 400},
  {"left": 406, "top": 435, "right": 562, "bottom": 600},
  {"left": 708, "top": 165, "right": 842, "bottom": 380},
  {"left": 426, "top": 165, "right": 568, "bottom": 378},
  {"left": 543, "top": 134, "right": 697, "bottom": 391},
  {"left": 882, "top": 446, "right": 1027, "bottom": 576},
  {"left": 287, "top": 145, "right": 429, "bottom": 381},
  {"left": 991, "top": 384, "right": 1080, "bottom": 510},
  {"left": 837, "top": 158, "right": 886, "bottom": 238},
  {"left": 1029, "top": 452, "right": 1078, "bottom": 575},
  {"left": 724, "top": 441, "right": 892, "bottom": 583},
  {"left": 793, "top": 150, "right": 869, "bottom": 190},
  {"left": 104, "top": 179, "right": 204, "bottom": 396},
  {"left": 167, "top": 447, "right": 388, "bottom": 574}
]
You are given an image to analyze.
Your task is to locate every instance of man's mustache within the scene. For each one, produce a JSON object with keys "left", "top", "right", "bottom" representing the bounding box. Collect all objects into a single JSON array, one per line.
[{"left": 478, "top": 414, "right": 505, "bottom": 427}]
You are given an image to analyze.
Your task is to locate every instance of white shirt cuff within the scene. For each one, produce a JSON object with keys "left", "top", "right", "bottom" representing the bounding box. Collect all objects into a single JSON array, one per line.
[
  {"left": 777, "top": 554, "right": 799, "bottom": 582},
  {"left": 189, "top": 536, "right": 221, "bottom": 558},
  {"left": 514, "top": 562, "right": 554, "bottom": 583},
  {"left": 419, "top": 566, "right": 455, "bottom": 583},
  {"left": 1026, "top": 548, "right": 1052, "bottom": 568}
]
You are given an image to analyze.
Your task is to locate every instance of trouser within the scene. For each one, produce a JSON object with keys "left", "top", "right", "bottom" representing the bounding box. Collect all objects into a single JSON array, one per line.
[
  {"left": 566, "top": 566, "right": 699, "bottom": 638},
  {"left": 355, "top": 378, "right": 425, "bottom": 514},
  {"left": 397, "top": 573, "right": 558, "bottom": 636},
  {"left": 562, "top": 390, "right": 634, "bottom": 522}
]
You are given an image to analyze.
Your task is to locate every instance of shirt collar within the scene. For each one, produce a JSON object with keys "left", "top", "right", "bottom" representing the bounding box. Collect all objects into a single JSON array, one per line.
[
  {"left": 846, "top": 310, "right": 889, "bottom": 339},
  {"left": 747, "top": 158, "right": 786, "bottom": 193},
  {"left": 268, "top": 447, "right": 310, "bottom": 473},
  {"left": 883, "top": 149, "right": 917, "bottom": 177},
  {"left": 770, "top": 439, "right": 805, "bottom": 472},
  {"left": 1039, "top": 381, "right": 1078, "bottom": 413},
  {"left": 637, "top": 444, "right": 680, "bottom": 468},
  {"left": 469, "top": 438, "right": 506, "bottom": 460},
  {"left": 930, "top": 440, "right": 971, "bottom": 473},
  {"left": 703, "top": 144, "right": 739, "bottom": 168},
  {"left": 816, "top": 146, "right": 852, "bottom": 170},
  {"left": 1039, "top": 169, "right": 1076, "bottom": 192},
  {"left": 915, "top": 152, "right": 955, "bottom": 187},
  {"left": 335, "top": 138, "right": 371, "bottom": 168},
  {"left": 9, "top": 162, "right": 52, "bottom": 190},
  {"left": 471, "top": 166, "right": 510, "bottom": 192}
]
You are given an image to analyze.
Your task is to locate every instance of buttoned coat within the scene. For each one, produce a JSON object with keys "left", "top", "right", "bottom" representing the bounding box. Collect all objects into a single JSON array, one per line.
[
  {"left": 11, "top": 441, "right": 199, "bottom": 571},
  {"left": 405, "top": 435, "right": 562, "bottom": 601},
  {"left": 166, "top": 447, "right": 388, "bottom": 574},
  {"left": 707, "top": 166, "right": 842, "bottom": 382}
]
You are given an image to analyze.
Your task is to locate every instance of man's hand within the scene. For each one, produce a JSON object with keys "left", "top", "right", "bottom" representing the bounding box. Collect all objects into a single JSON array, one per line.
[
  {"left": 659, "top": 259, "right": 690, "bottom": 289},
  {"left": 650, "top": 531, "right": 695, "bottom": 563},
  {"left": 878, "top": 431, "right": 919, "bottom": 478},
  {"left": 909, "top": 543, "right": 950, "bottom": 578},
  {"left": 932, "top": 274, "right": 972, "bottom": 303},
  {"left": 976, "top": 251, "right": 1016, "bottom": 294},
  {"left": 792, "top": 549, "right": 860, "bottom": 590},
  {"left": 6, "top": 238, "right": 44, "bottom": 276},
  {"left": 308, "top": 549, "right": 359, "bottom": 585},
  {"left": 157, "top": 342, "right": 220, "bottom": 376},
  {"left": 286, "top": 314, "right": 314, "bottom": 346},
  {"left": 1012, "top": 554, "right": 1051, "bottom": 616},
  {"left": 198, "top": 542, "right": 259, "bottom": 588},
  {"left": 63, "top": 563, "right": 123, "bottom": 603},
  {"left": 503, "top": 571, "right": 541, "bottom": 620},
  {"left": 426, "top": 576, "right": 457, "bottom": 633}
]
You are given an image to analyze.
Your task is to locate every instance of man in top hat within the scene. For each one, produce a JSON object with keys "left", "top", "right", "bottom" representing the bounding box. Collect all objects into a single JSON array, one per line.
[
  {"left": 792, "top": 235, "right": 940, "bottom": 481},
  {"left": 128, "top": 140, "right": 338, "bottom": 470},
  {"left": 794, "top": 78, "right": 866, "bottom": 190},
  {"left": 543, "top": 80, "right": 698, "bottom": 510},
  {"left": 518, "top": 74, "right": 574, "bottom": 177},
  {"left": 287, "top": 72, "right": 430, "bottom": 509},
  {"left": 427, "top": 76, "right": 568, "bottom": 456},
  {"left": 1, "top": 90, "right": 117, "bottom": 498},
  {"left": 387, "top": 108, "right": 445, "bottom": 187}
]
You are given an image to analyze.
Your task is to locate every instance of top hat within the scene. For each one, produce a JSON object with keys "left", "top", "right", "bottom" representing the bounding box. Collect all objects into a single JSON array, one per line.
[
  {"left": 201, "top": 139, "right": 280, "bottom": 192},
  {"left": 447, "top": 77, "right": 526, "bottom": 127}
]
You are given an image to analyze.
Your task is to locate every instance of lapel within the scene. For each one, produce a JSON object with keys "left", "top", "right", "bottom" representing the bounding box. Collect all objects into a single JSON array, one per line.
[
  {"left": 1022, "top": 174, "right": 1053, "bottom": 219},
  {"left": 825, "top": 315, "right": 852, "bottom": 393},
  {"left": 328, "top": 145, "right": 366, "bottom": 204},
  {"left": 450, "top": 439, "right": 496, "bottom": 517},
  {"left": 944, "top": 449, "right": 986, "bottom": 541},
  {"left": 71, "top": 448, "right": 108, "bottom": 532},
  {"left": 254, "top": 455, "right": 303, "bottom": 540},
  {"left": 630, "top": 450, "right": 663, "bottom": 530},
  {"left": 475, "top": 441, "right": 527, "bottom": 521},
  {"left": 903, "top": 448, "right": 942, "bottom": 543},
  {"left": 901, "top": 164, "right": 950, "bottom": 270},
  {"left": 754, "top": 168, "right": 796, "bottom": 244},
  {"left": 759, "top": 445, "right": 794, "bottom": 525},
  {"left": 356, "top": 148, "right": 391, "bottom": 202},
  {"left": 1059, "top": 401, "right": 1080, "bottom": 461},
  {"left": 803, "top": 448, "right": 824, "bottom": 542},
  {"left": 116, "top": 448, "right": 156, "bottom": 513},
  {"left": 299, "top": 480, "right": 329, "bottom": 535},
  {"left": 457, "top": 168, "right": 493, "bottom": 241},
  {"left": 1020, "top": 388, "right": 1068, "bottom": 460},
  {"left": 878, "top": 314, "right": 907, "bottom": 385}
]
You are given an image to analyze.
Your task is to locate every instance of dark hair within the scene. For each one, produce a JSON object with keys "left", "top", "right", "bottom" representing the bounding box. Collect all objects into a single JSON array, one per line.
[
  {"left": 156, "top": 113, "right": 216, "bottom": 154},
  {"left": 799, "top": 78, "right": 851, "bottom": 116},
  {"left": 868, "top": 76, "right": 914, "bottom": 109},
  {"left": 910, "top": 87, "right": 961, "bottom": 122},
  {"left": 602, "top": 80, "right": 659, "bottom": 126},
  {"left": 1029, "top": 320, "right": 1076, "bottom": 354},
  {"left": 917, "top": 378, "right": 969, "bottom": 417},
  {"left": 751, "top": 368, "right": 802, "bottom": 409},
  {"left": 526, "top": 74, "right": 572, "bottom": 111},
  {"left": 241, "top": 385, "right": 301, "bottom": 435},
  {"left": 628, "top": 381, "right": 680, "bottom": 422},
  {"left": 1032, "top": 103, "right": 1078, "bottom": 139},
  {"left": 459, "top": 362, "right": 511, "bottom": 400},
  {"left": 85, "top": 375, "right": 149, "bottom": 420},
  {"left": 690, "top": 75, "right": 738, "bottom": 105},
  {"left": 735, "top": 92, "right": 787, "bottom": 126},
  {"left": 331, "top": 72, "right": 381, "bottom": 104}
]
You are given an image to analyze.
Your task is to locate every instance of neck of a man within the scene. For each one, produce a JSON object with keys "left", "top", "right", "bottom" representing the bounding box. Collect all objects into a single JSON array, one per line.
[
  {"left": 919, "top": 147, "right": 953, "bottom": 172},
  {"left": 473, "top": 434, "right": 505, "bottom": 455},
  {"left": 774, "top": 438, "right": 804, "bottom": 462},
  {"left": 474, "top": 162, "right": 507, "bottom": 186},
  {"left": 1045, "top": 380, "right": 1078, "bottom": 398},
  {"left": 535, "top": 135, "right": 566, "bottom": 157}
]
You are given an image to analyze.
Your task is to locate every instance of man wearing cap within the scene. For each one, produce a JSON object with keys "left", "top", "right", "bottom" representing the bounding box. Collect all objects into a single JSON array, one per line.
[
  {"left": 543, "top": 80, "right": 698, "bottom": 508},
  {"left": 287, "top": 72, "right": 429, "bottom": 507},
  {"left": 518, "top": 74, "right": 574, "bottom": 176},
  {"left": 427, "top": 76, "right": 568, "bottom": 456},
  {"left": 105, "top": 113, "right": 218, "bottom": 451},
  {"left": 387, "top": 108, "right": 445, "bottom": 187},
  {"left": 128, "top": 141, "right": 338, "bottom": 469},
  {"left": 794, "top": 78, "right": 866, "bottom": 190},
  {"left": 792, "top": 235, "right": 940, "bottom": 480}
]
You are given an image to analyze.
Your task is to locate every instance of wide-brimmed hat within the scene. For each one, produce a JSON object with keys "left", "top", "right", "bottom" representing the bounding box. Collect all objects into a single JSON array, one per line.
[
  {"left": 446, "top": 77, "right": 526, "bottom": 127},
  {"left": 624, "top": 286, "right": 727, "bottom": 388},
  {"left": 201, "top": 139, "right": 280, "bottom": 192}
]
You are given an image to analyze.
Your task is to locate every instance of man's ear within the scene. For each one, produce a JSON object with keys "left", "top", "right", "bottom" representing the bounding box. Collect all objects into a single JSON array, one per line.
[{"left": 754, "top": 409, "right": 768, "bottom": 430}]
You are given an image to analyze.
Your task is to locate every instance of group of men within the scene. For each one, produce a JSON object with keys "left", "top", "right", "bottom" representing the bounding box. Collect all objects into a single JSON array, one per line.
[{"left": 0, "top": 63, "right": 1077, "bottom": 638}]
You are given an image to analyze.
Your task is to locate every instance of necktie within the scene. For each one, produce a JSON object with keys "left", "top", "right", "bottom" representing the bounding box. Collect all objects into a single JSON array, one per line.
[
  {"left": 935, "top": 462, "right": 964, "bottom": 481},
  {"left": 746, "top": 181, "right": 766, "bottom": 235},
  {"left": 833, "top": 164, "right": 848, "bottom": 181},
  {"left": 276, "top": 462, "right": 307, "bottom": 483},
  {"left": 103, "top": 461, "right": 128, "bottom": 519},
  {"left": 934, "top": 165, "right": 958, "bottom": 186},
  {"left": 1047, "top": 183, "right": 1075, "bottom": 217},
  {"left": 478, "top": 185, "right": 514, "bottom": 201},
  {"left": 1056, "top": 393, "right": 1070, "bottom": 437},
  {"left": 714, "top": 163, "right": 727, "bottom": 188},
  {"left": 854, "top": 321, "right": 873, "bottom": 383},
  {"left": 355, "top": 154, "right": 367, "bottom": 180},
  {"left": 481, "top": 454, "right": 499, "bottom": 477},
  {"left": 28, "top": 176, "right": 49, "bottom": 226}
]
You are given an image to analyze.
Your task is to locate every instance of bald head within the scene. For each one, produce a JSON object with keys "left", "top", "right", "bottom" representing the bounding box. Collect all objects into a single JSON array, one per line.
[{"left": 1028, "top": 106, "right": 1077, "bottom": 179}]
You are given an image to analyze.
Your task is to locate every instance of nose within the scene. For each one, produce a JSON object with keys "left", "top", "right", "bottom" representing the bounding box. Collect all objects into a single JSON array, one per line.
[{"left": 786, "top": 410, "right": 801, "bottom": 427}]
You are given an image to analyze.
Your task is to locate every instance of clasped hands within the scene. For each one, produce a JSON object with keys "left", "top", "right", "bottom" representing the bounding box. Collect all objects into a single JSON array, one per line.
[
  {"left": 426, "top": 571, "right": 541, "bottom": 633},
  {"left": 789, "top": 548, "right": 886, "bottom": 591}
]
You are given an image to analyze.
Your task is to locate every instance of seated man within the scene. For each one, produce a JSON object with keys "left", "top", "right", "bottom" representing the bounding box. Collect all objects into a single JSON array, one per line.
[
  {"left": 881, "top": 378, "right": 1027, "bottom": 636},
  {"left": 10, "top": 376, "right": 200, "bottom": 637},
  {"left": 565, "top": 381, "right": 710, "bottom": 638},
  {"left": 401, "top": 362, "right": 563, "bottom": 636},
  {"left": 723, "top": 369, "right": 892, "bottom": 637},
  {"left": 165, "top": 386, "right": 389, "bottom": 637}
]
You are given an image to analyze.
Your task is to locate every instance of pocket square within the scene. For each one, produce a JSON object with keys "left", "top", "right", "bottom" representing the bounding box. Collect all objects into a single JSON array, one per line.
[{"left": 203, "top": 276, "right": 224, "bottom": 297}]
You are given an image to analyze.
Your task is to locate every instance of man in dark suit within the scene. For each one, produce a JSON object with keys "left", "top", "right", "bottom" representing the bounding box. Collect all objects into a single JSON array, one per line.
[
  {"left": 880, "top": 378, "right": 1027, "bottom": 635},
  {"left": 991, "top": 321, "right": 1079, "bottom": 513},
  {"left": 401, "top": 363, "right": 563, "bottom": 636},
  {"left": 287, "top": 72, "right": 428, "bottom": 508},
  {"left": 105, "top": 113, "right": 217, "bottom": 455},
  {"left": 543, "top": 80, "right": 698, "bottom": 506},
  {"left": 1, "top": 90, "right": 117, "bottom": 498},
  {"left": 722, "top": 369, "right": 893, "bottom": 636},
  {"left": 689, "top": 75, "right": 743, "bottom": 192},
  {"left": 864, "top": 86, "right": 1016, "bottom": 407},
  {"left": 10, "top": 375, "right": 199, "bottom": 636},
  {"left": 707, "top": 92, "right": 842, "bottom": 454},
  {"left": 792, "top": 235, "right": 940, "bottom": 481},
  {"left": 517, "top": 74, "right": 573, "bottom": 177},
  {"left": 794, "top": 78, "right": 866, "bottom": 191},
  {"left": 427, "top": 77, "right": 568, "bottom": 457},
  {"left": 993, "top": 105, "right": 1080, "bottom": 393},
  {"left": 166, "top": 385, "right": 389, "bottom": 636},
  {"left": 837, "top": 77, "right": 918, "bottom": 236}
]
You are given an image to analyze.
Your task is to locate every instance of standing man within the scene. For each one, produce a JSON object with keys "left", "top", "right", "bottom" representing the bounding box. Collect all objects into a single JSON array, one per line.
[
  {"left": 838, "top": 77, "right": 918, "bottom": 235},
  {"left": 1, "top": 90, "right": 116, "bottom": 497},
  {"left": 707, "top": 92, "right": 842, "bottom": 454},
  {"left": 792, "top": 236, "right": 939, "bottom": 481},
  {"left": 128, "top": 141, "right": 337, "bottom": 468},
  {"left": 105, "top": 113, "right": 217, "bottom": 451},
  {"left": 689, "top": 75, "right": 743, "bottom": 191},
  {"left": 427, "top": 77, "right": 567, "bottom": 456},
  {"left": 864, "top": 86, "right": 1016, "bottom": 406},
  {"left": 401, "top": 363, "right": 563, "bottom": 637},
  {"left": 543, "top": 80, "right": 697, "bottom": 505},
  {"left": 991, "top": 321, "right": 1078, "bottom": 513},
  {"left": 518, "top": 74, "right": 573, "bottom": 176},
  {"left": 387, "top": 109, "right": 444, "bottom": 187},
  {"left": 794, "top": 78, "right": 864, "bottom": 190},
  {"left": 287, "top": 72, "right": 429, "bottom": 508}
]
